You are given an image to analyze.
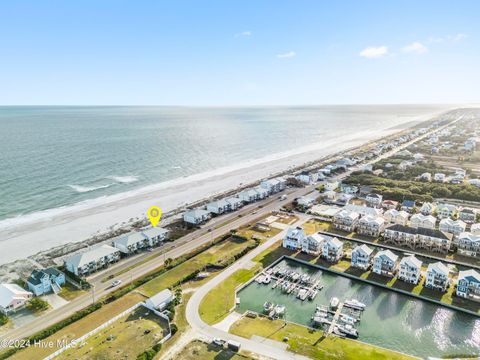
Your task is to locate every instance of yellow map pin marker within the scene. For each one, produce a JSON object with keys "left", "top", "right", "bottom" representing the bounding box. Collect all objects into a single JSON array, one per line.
[{"left": 148, "top": 206, "right": 162, "bottom": 227}]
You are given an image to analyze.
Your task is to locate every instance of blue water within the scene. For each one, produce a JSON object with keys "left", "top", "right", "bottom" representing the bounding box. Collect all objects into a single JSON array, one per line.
[{"left": 0, "top": 105, "right": 448, "bottom": 224}]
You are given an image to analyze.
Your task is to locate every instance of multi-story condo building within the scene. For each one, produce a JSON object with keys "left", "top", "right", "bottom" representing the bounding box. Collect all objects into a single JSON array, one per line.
[
  {"left": 351, "top": 244, "right": 374, "bottom": 270},
  {"left": 372, "top": 249, "right": 398, "bottom": 277},
  {"left": 457, "top": 232, "right": 480, "bottom": 257},
  {"left": 398, "top": 255, "right": 422, "bottom": 284},
  {"left": 439, "top": 218, "right": 466, "bottom": 236},
  {"left": 333, "top": 209, "right": 360, "bottom": 232},
  {"left": 356, "top": 215, "right": 385, "bottom": 237},
  {"left": 384, "top": 209, "right": 409, "bottom": 226},
  {"left": 383, "top": 224, "right": 452, "bottom": 253},
  {"left": 425, "top": 262, "right": 450, "bottom": 292},
  {"left": 410, "top": 214, "right": 436, "bottom": 230},
  {"left": 64, "top": 244, "right": 121, "bottom": 276},
  {"left": 456, "top": 269, "right": 480, "bottom": 302},
  {"left": 436, "top": 203, "right": 458, "bottom": 219},
  {"left": 321, "top": 236, "right": 344, "bottom": 262}
]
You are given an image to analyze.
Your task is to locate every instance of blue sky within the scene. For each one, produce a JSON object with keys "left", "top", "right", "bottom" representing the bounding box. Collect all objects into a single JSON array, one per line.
[{"left": 0, "top": 1, "right": 478, "bottom": 105}]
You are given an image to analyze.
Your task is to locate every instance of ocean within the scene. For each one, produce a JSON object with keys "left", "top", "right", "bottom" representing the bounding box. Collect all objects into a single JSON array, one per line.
[{"left": 0, "top": 105, "right": 450, "bottom": 228}]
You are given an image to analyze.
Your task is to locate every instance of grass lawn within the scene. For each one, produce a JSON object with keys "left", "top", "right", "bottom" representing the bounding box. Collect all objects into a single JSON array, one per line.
[
  {"left": 11, "top": 292, "right": 146, "bottom": 360},
  {"left": 58, "top": 306, "right": 169, "bottom": 359},
  {"left": 230, "top": 317, "right": 416, "bottom": 360},
  {"left": 199, "top": 267, "right": 260, "bottom": 325},
  {"left": 175, "top": 340, "right": 255, "bottom": 360},
  {"left": 139, "top": 237, "right": 256, "bottom": 297},
  {"left": 58, "top": 282, "right": 86, "bottom": 301}
]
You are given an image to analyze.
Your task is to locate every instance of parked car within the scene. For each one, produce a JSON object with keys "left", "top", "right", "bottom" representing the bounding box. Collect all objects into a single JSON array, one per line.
[{"left": 111, "top": 279, "right": 122, "bottom": 287}]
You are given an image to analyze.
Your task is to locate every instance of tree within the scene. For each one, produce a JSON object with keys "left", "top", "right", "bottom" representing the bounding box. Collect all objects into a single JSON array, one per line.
[{"left": 27, "top": 297, "right": 49, "bottom": 312}]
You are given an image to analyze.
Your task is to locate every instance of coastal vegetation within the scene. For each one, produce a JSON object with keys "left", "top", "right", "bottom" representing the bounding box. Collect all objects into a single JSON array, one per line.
[
  {"left": 344, "top": 173, "right": 480, "bottom": 203},
  {"left": 26, "top": 298, "right": 49, "bottom": 313},
  {"left": 230, "top": 316, "right": 415, "bottom": 360},
  {"left": 176, "top": 340, "right": 255, "bottom": 360}
]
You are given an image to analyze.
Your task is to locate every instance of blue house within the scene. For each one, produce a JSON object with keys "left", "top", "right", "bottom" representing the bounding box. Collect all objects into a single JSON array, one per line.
[{"left": 27, "top": 268, "right": 65, "bottom": 296}]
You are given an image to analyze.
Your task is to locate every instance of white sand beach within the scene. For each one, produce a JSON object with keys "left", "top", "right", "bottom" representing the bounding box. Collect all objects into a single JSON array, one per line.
[{"left": 0, "top": 123, "right": 428, "bottom": 266}]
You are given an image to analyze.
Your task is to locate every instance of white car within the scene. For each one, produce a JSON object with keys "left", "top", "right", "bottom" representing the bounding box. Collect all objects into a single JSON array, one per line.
[
  {"left": 111, "top": 279, "right": 122, "bottom": 287},
  {"left": 212, "top": 338, "right": 225, "bottom": 346}
]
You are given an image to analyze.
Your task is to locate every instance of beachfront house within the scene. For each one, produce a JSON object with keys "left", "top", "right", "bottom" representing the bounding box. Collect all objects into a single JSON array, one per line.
[
  {"left": 112, "top": 232, "right": 149, "bottom": 255},
  {"left": 398, "top": 255, "right": 422, "bottom": 284},
  {"left": 183, "top": 209, "right": 210, "bottom": 225},
  {"left": 457, "top": 232, "right": 480, "bottom": 257},
  {"left": 356, "top": 215, "right": 385, "bottom": 237},
  {"left": 366, "top": 193, "right": 383, "bottom": 208},
  {"left": 206, "top": 199, "right": 230, "bottom": 215},
  {"left": 333, "top": 209, "right": 360, "bottom": 232},
  {"left": 324, "top": 180, "right": 339, "bottom": 191},
  {"left": 340, "top": 183, "right": 359, "bottom": 195},
  {"left": 260, "top": 177, "right": 286, "bottom": 194},
  {"left": 64, "top": 244, "right": 121, "bottom": 276},
  {"left": 225, "top": 197, "right": 243, "bottom": 211},
  {"left": 296, "top": 172, "right": 318, "bottom": 185},
  {"left": 27, "top": 268, "right": 65, "bottom": 296},
  {"left": 283, "top": 227, "right": 306, "bottom": 251},
  {"left": 372, "top": 250, "right": 399, "bottom": 277},
  {"left": 142, "top": 227, "right": 169, "bottom": 247},
  {"left": 144, "top": 289, "right": 174, "bottom": 311},
  {"left": 436, "top": 204, "right": 458, "bottom": 219},
  {"left": 351, "top": 244, "right": 374, "bottom": 270},
  {"left": 425, "top": 262, "right": 450, "bottom": 292},
  {"left": 456, "top": 270, "right": 480, "bottom": 302},
  {"left": 302, "top": 233, "right": 326, "bottom": 256},
  {"left": 434, "top": 173, "right": 446, "bottom": 182},
  {"left": 254, "top": 186, "right": 269, "bottom": 200},
  {"left": 420, "top": 202, "right": 436, "bottom": 216},
  {"left": 384, "top": 209, "right": 409, "bottom": 226},
  {"left": 238, "top": 188, "right": 260, "bottom": 203},
  {"left": 410, "top": 214, "right": 436, "bottom": 230},
  {"left": 0, "top": 284, "right": 33, "bottom": 315},
  {"left": 459, "top": 208, "right": 476, "bottom": 224},
  {"left": 439, "top": 218, "right": 466, "bottom": 236},
  {"left": 321, "top": 236, "right": 343, "bottom": 262}
]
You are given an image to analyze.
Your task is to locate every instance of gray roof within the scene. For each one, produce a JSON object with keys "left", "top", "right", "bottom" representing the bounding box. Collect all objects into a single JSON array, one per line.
[
  {"left": 184, "top": 209, "right": 210, "bottom": 217},
  {"left": 65, "top": 244, "right": 119, "bottom": 269},
  {"left": 112, "top": 232, "right": 147, "bottom": 247},
  {"left": 142, "top": 227, "right": 169, "bottom": 239}
]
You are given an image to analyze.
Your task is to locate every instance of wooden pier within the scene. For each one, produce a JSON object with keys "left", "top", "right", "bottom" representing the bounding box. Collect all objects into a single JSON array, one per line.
[{"left": 326, "top": 302, "right": 344, "bottom": 336}]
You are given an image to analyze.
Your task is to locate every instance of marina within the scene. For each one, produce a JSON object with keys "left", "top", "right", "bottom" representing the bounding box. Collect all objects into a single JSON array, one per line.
[{"left": 237, "top": 257, "right": 480, "bottom": 358}]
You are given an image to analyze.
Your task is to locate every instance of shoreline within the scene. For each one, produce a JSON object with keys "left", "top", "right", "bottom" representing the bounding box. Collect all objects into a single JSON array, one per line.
[{"left": 0, "top": 111, "right": 448, "bottom": 270}]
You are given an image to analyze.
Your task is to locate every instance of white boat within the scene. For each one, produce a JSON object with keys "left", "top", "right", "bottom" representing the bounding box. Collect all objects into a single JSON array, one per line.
[
  {"left": 255, "top": 275, "right": 265, "bottom": 284},
  {"left": 263, "top": 275, "right": 272, "bottom": 284},
  {"left": 263, "top": 301, "right": 274, "bottom": 313},
  {"left": 274, "top": 304, "right": 285, "bottom": 317},
  {"left": 340, "top": 314, "right": 356, "bottom": 325},
  {"left": 308, "top": 289, "right": 318, "bottom": 300},
  {"left": 338, "top": 324, "right": 358, "bottom": 339},
  {"left": 297, "top": 289, "right": 308, "bottom": 300},
  {"left": 344, "top": 299, "right": 366, "bottom": 311},
  {"left": 281, "top": 281, "right": 290, "bottom": 292},
  {"left": 330, "top": 297, "right": 339, "bottom": 310}
]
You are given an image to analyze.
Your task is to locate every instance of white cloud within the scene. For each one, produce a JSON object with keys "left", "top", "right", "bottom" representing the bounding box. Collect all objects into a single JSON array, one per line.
[
  {"left": 235, "top": 31, "right": 252, "bottom": 37},
  {"left": 402, "top": 41, "right": 428, "bottom": 54},
  {"left": 276, "top": 51, "right": 296, "bottom": 58},
  {"left": 427, "top": 33, "right": 467, "bottom": 43},
  {"left": 449, "top": 33, "right": 467, "bottom": 42},
  {"left": 359, "top": 46, "right": 388, "bottom": 58}
]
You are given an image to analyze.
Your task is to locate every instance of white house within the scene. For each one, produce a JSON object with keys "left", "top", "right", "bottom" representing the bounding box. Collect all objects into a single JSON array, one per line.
[
  {"left": 457, "top": 232, "right": 480, "bottom": 257},
  {"left": 373, "top": 250, "right": 398, "bottom": 277},
  {"left": 144, "top": 289, "right": 174, "bottom": 311},
  {"left": 356, "top": 215, "right": 385, "bottom": 237},
  {"left": 302, "top": 233, "right": 326, "bottom": 256},
  {"left": 254, "top": 186, "right": 269, "bottom": 200},
  {"left": 434, "top": 173, "right": 446, "bottom": 182},
  {"left": 366, "top": 193, "right": 383, "bottom": 207},
  {"left": 321, "top": 236, "right": 343, "bottom": 262},
  {"left": 351, "top": 244, "right": 374, "bottom": 270},
  {"left": 225, "top": 197, "right": 243, "bottom": 211},
  {"left": 142, "top": 227, "right": 169, "bottom": 246},
  {"left": 344, "top": 204, "right": 383, "bottom": 217},
  {"left": 260, "top": 178, "right": 285, "bottom": 194},
  {"left": 420, "top": 172, "right": 432, "bottom": 182},
  {"left": 333, "top": 209, "right": 360, "bottom": 232},
  {"left": 425, "top": 262, "right": 450, "bottom": 292},
  {"left": 64, "top": 244, "right": 121, "bottom": 276},
  {"left": 398, "top": 255, "right": 422, "bottom": 284},
  {"left": 0, "top": 284, "right": 33, "bottom": 315},
  {"left": 283, "top": 227, "right": 306, "bottom": 250},
  {"left": 183, "top": 209, "right": 210, "bottom": 225},
  {"left": 439, "top": 218, "right": 466, "bottom": 236},
  {"left": 420, "top": 202, "right": 435, "bottom": 216},
  {"left": 410, "top": 214, "right": 436, "bottom": 230},
  {"left": 456, "top": 269, "right": 480, "bottom": 302},
  {"left": 436, "top": 204, "right": 458, "bottom": 219},
  {"left": 472, "top": 223, "right": 480, "bottom": 236},
  {"left": 384, "top": 209, "right": 409, "bottom": 226},
  {"left": 296, "top": 172, "right": 318, "bottom": 185},
  {"left": 324, "top": 180, "right": 339, "bottom": 191},
  {"left": 112, "top": 232, "right": 149, "bottom": 254},
  {"left": 206, "top": 199, "right": 231, "bottom": 215}
]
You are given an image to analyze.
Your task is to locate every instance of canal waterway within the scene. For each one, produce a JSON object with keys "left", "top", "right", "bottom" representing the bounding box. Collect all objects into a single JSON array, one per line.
[{"left": 236, "top": 258, "right": 480, "bottom": 358}]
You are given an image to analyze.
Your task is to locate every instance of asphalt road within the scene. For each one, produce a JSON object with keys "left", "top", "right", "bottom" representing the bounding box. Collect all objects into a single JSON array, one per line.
[{"left": 0, "top": 117, "right": 455, "bottom": 347}]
